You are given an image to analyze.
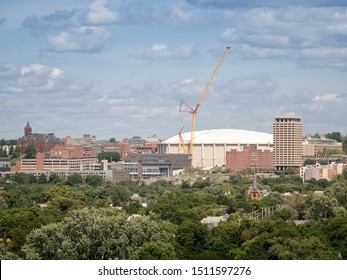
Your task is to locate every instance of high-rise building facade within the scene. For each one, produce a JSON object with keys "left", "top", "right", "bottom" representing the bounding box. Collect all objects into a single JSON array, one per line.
[{"left": 273, "top": 116, "right": 303, "bottom": 171}]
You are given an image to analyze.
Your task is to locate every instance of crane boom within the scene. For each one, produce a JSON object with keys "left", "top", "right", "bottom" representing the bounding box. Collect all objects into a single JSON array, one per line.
[
  {"left": 179, "top": 46, "right": 231, "bottom": 162},
  {"left": 195, "top": 46, "right": 231, "bottom": 112},
  {"left": 178, "top": 126, "right": 188, "bottom": 154}
]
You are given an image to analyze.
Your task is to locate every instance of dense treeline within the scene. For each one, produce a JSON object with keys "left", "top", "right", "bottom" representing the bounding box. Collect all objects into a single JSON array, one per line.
[{"left": 0, "top": 169, "right": 347, "bottom": 260}]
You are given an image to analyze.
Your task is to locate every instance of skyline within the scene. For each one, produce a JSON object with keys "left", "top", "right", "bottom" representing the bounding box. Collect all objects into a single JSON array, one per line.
[{"left": 1, "top": 0, "right": 347, "bottom": 140}]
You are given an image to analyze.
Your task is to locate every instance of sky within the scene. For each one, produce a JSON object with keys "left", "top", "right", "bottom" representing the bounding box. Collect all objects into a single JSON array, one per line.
[{"left": 1, "top": 0, "right": 347, "bottom": 141}]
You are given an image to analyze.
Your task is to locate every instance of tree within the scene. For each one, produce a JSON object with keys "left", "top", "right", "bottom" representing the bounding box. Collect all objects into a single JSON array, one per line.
[
  {"left": 322, "top": 148, "right": 344, "bottom": 156},
  {"left": 23, "top": 208, "right": 171, "bottom": 260},
  {"left": 308, "top": 194, "right": 341, "bottom": 221},
  {"left": 48, "top": 173, "right": 61, "bottom": 184},
  {"left": 0, "top": 148, "right": 8, "bottom": 157},
  {"left": 8, "top": 145, "right": 14, "bottom": 157},
  {"left": 11, "top": 146, "right": 20, "bottom": 159},
  {"left": 109, "top": 186, "right": 130, "bottom": 207},
  {"left": 317, "top": 179, "right": 329, "bottom": 189},
  {"left": 42, "top": 186, "right": 87, "bottom": 212},
  {"left": 24, "top": 145, "right": 36, "bottom": 159},
  {"left": 304, "top": 159, "right": 316, "bottom": 165},
  {"left": 124, "top": 201, "right": 145, "bottom": 215},
  {"left": 65, "top": 174, "right": 83, "bottom": 186},
  {"left": 0, "top": 207, "right": 62, "bottom": 256},
  {"left": 325, "top": 132, "right": 343, "bottom": 142},
  {"left": 180, "top": 180, "right": 191, "bottom": 189},
  {"left": 0, "top": 243, "right": 20, "bottom": 260},
  {"left": 27, "top": 174, "right": 37, "bottom": 184},
  {"left": 207, "top": 222, "right": 244, "bottom": 259},
  {"left": 325, "top": 182, "right": 347, "bottom": 207},
  {"left": 324, "top": 214, "right": 347, "bottom": 257},
  {"left": 268, "top": 236, "right": 337, "bottom": 260},
  {"left": 38, "top": 173, "right": 47, "bottom": 184},
  {"left": 237, "top": 234, "right": 271, "bottom": 260},
  {"left": 343, "top": 137, "right": 347, "bottom": 153},
  {"left": 131, "top": 241, "right": 176, "bottom": 260},
  {"left": 12, "top": 172, "right": 30, "bottom": 184},
  {"left": 343, "top": 168, "right": 347, "bottom": 180},
  {"left": 97, "top": 151, "right": 120, "bottom": 162},
  {"left": 192, "top": 179, "right": 211, "bottom": 189},
  {"left": 175, "top": 220, "right": 209, "bottom": 258},
  {"left": 85, "top": 175, "right": 103, "bottom": 187}
]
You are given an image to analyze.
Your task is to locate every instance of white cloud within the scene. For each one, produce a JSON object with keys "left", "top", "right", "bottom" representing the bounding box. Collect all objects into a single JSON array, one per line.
[
  {"left": 171, "top": 2, "right": 194, "bottom": 22},
  {"left": 141, "top": 43, "right": 198, "bottom": 60},
  {"left": 314, "top": 93, "right": 339, "bottom": 101},
  {"left": 1, "top": 61, "right": 346, "bottom": 139},
  {"left": 22, "top": 9, "right": 79, "bottom": 36},
  {"left": 85, "top": 0, "right": 119, "bottom": 25},
  {"left": 220, "top": 7, "right": 347, "bottom": 70},
  {"left": 300, "top": 47, "right": 347, "bottom": 58},
  {"left": 187, "top": 0, "right": 347, "bottom": 8},
  {"left": 21, "top": 0, "right": 118, "bottom": 53},
  {"left": 42, "top": 26, "right": 112, "bottom": 53},
  {"left": 238, "top": 44, "right": 291, "bottom": 58},
  {"left": 0, "top": 63, "right": 92, "bottom": 94}
]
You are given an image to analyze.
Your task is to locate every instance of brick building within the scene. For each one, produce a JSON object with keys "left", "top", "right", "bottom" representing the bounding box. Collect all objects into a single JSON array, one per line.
[
  {"left": 226, "top": 146, "right": 274, "bottom": 173},
  {"left": 17, "top": 121, "right": 63, "bottom": 156}
]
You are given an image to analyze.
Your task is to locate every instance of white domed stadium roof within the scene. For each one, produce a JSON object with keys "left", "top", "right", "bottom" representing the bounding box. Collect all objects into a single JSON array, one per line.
[{"left": 163, "top": 129, "right": 273, "bottom": 145}]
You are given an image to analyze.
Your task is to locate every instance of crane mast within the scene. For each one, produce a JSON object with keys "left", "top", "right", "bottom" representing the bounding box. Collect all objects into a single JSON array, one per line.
[
  {"left": 179, "top": 46, "right": 231, "bottom": 162},
  {"left": 178, "top": 126, "right": 188, "bottom": 154}
]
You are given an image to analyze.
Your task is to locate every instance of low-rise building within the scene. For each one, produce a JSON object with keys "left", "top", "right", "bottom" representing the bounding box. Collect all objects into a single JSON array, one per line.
[
  {"left": 300, "top": 162, "right": 345, "bottom": 181},
  {"left": 123, "top": 153, "right": 192, "bottom": 179},
  {"left": 0, "top": 157, "right": 10, "bottom": 172},
  {"left": 63, "top": 134, "right": 96, "bottom": 146},
  {"left": 303, "top": 138, "right": 343, "bottom": 156},
  {"left": 201, "top": 214, "right": 229, "bottom": 228},
  {"left": 13, "top": 153, "right": 100, "bottom": 172}
]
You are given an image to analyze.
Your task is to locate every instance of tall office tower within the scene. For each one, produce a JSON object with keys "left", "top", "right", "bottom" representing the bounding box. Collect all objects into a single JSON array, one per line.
[{"left": 273, "top": 116, "right": 303, "bottom": 172}]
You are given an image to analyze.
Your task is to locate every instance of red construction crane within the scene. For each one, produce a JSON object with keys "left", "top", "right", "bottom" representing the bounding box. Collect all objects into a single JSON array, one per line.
[{"left": 179, "top": 46, "right": 231, "bottom": 159}]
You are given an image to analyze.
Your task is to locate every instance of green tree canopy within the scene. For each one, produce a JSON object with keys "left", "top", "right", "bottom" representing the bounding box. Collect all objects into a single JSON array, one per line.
[
  {"left": 175, "top": 220, "right": 209, "bottom": 258},
  {"left": 11, "top": 146, "right": 21, "bottom": 159},
  {"left": 65, "top": 174, "right": 83, "bottom": 186},
  {"left": 48, "top": 173, "right": 61, "bottom": 184},
  {"left": 38, "top": 173, "right": 47, "bottom": 184},
  {"left": 308, "top": 194, "right": 341, "bottom": 221},
  {"left": 24, "top": 145, "right": 36, "bottom": 159},
  {"left": 23, "top": 208, "right": 171, "bottom": 260},
  {"left": 131, "top": 241, "right": 176, "bottom": 260},
  {"left": 267, "top": 236, "right": 337, "bottom": 260},
  {"left": 85, "top": 175, "right": 103, "bottom": 187},
  {"left": 97, "top": 151, "right": 120, "bottom": 162},
  {"left": 325, "top": 132, "right": 343, "bottom": 142}
]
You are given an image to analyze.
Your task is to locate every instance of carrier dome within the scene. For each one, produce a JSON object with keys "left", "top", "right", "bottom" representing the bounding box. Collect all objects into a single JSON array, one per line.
[
  {"left": 163, "top": 129, "right": 273, "bottom": 145},
  {"left": 159, "top": 129, "right": 273, "bottom": 167}
]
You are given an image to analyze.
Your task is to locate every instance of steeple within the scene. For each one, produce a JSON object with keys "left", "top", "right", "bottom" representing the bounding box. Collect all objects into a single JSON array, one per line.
[
  {"left": 251, "top": 171, "right": 259, "bottom": 201},
  {"left": 24, "top": 121, "right": 32, "bottom": 137}
]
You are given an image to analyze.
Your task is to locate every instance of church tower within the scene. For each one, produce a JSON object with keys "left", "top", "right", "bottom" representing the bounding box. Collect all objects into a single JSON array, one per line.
[
  {"left": 251, "top": 172, "right": 259, "bottom": 201},
  {"left": 24, "top": 121, "right": 32, "bottom": 137}
]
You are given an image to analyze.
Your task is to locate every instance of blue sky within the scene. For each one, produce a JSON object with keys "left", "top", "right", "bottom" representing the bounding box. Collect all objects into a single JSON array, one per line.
[{"left": 1, "top": 0, "right": 347, "bottom": 141}]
